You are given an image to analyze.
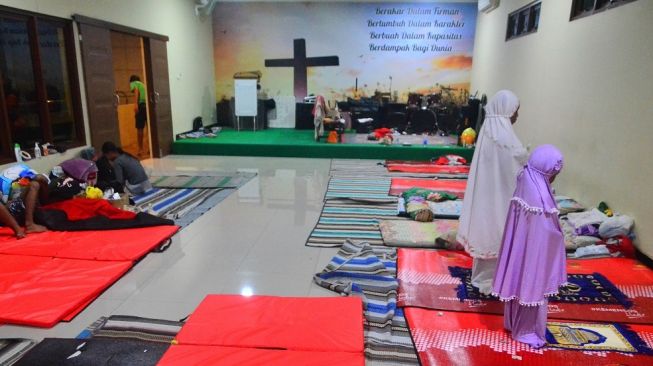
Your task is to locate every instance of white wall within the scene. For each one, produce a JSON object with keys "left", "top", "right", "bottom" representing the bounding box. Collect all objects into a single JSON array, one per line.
[
  {"left": 0, "top": 0, "right": 215, "bottom": 144},
  {"left": 471, "top": 0, "right": 653, "bottom": 257}
]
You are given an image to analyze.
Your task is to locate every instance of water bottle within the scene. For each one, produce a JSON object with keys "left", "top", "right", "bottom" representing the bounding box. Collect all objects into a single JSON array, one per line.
[
  {"left": 422, "top": 136, "right": 428, "bottom": 147},
  {"left": 34, "top": 143, "right": 41, "bottom": 159},
  {"left": 14, "top": 144, "right": 22, "bottom": 162}
]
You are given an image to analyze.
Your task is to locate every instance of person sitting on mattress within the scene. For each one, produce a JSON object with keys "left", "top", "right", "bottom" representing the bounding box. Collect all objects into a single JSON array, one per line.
[
  {"left": 0, "top": 164, "right": 50, "bottom": 235},
  {"left": 492, "top": 145, "right": 567, "bottom": 348},
  {"left": 101, "top": 142, "right": 151, "bottom": 195},
  {"left": 457, "top": 90, "right": 528, "bottom": 295}
]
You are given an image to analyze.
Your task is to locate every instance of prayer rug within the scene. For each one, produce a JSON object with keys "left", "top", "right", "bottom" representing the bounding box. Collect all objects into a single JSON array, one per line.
[
  {"left": 449, "top": 266, "right": 632, "bottom": 308},
  {"left": 150, "top": 172, "right": 256, "bottom": 189},
  {"left": 0, "top": 339, "right": 36, "bottom": 366},
  {"left": 389, "top": 178, "right": 467, "bottom": 197},
  {"left": 397, "top": 249, "right": 653, "bottom": 324},
  {"left": 0, "top": 254, "right": 132, "bottom": 327},
  {"left": 386, "top": 161, "right": 470, "bottom": 176},
  {"left": 78, "top": 315, "right": 184, "bottom": 343},
  {"left": 306, "top": 199, "right": 407, "bottom": 247},
  {"left": 314, "top": 240, "right": 419, "bottom": 365},
  {"left": 13, "top": 338, "right": 169, "bottom": 366},
  {"left": 134, "top": 188, "right": 233, "bottom": 228},
  {"left": 379, "top": 220, "right": 458, "bottom": 248},
  {"left": 404, "top": 307, "right": 653, "bottom": 366},
  {"left": 330, "top": 159, "right": 459, "bottom": 178},
  {"left": 324, "top": 176, "right": 396, "bottom": 203}
]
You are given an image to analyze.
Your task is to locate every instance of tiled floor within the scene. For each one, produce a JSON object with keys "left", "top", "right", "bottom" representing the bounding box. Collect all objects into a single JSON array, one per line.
[{"left": 0, "top": 155, "right": 341, "bottom": 340}]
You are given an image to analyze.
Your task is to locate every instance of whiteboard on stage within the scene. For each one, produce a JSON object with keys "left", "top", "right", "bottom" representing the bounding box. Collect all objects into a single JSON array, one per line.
[{"left": 234, "top": 79, "right": 257, "bottom": 117}]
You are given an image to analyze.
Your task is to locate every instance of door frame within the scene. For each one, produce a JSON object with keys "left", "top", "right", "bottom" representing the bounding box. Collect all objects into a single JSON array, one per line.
[
  {"left": 73, "top": 15, "right": 168, "bottom": 42},
  {"left": 73, "top": 15, "right": 172, "bottom": 156}
]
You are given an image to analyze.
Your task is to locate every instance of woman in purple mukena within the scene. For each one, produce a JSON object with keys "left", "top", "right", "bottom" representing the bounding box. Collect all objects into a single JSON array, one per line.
[{"left": 492, "top": 144, "right": 567, "bottom": 348}]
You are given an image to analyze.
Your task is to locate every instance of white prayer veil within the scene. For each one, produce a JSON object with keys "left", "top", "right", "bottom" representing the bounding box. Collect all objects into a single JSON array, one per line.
[
  {"left": 482, "top": 90, "right": 523, "bottom": 150},
  {"left": 457, "top": 89, "right": 528, "bottom": 259}
]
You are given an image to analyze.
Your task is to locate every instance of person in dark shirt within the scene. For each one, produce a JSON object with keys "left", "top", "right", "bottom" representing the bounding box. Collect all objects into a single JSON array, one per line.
[
  {"left": 95, "top": 154, "right": 124, "bottom": 193},
  {"left": 101, "top": 142, "right": 151, "bottom": 195}
]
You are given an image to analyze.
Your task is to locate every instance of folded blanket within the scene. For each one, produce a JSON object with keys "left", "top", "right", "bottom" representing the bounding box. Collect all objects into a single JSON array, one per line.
[{"left": 36, "top": 198, "right": 173, "bottom": 231}]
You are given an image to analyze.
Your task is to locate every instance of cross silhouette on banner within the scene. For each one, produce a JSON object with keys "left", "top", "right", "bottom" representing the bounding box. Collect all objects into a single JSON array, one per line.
[{"left": 265, "top": 38, "right": 339, "bottom": 102}]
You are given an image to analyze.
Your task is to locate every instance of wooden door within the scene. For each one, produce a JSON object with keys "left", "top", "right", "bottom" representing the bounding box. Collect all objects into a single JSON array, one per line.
[
  {"left": 145, "top": 38, "right": 173, "bottom": 157},
  {"left": 78, "top": 23, "right": 119, "bottom": 150}
]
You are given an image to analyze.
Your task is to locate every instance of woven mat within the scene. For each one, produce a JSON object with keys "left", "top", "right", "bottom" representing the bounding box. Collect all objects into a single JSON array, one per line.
[
  {"left": 151, "top": 172, "right": 256, "bottom": 189},
  {"left": 324, "top": 176, "right": 396, "bottom": 203},
  {"left": 307, "top": 199, "right": 407, "bottom": 247},
  {"left": 314, "top": 240, "right": 419, "bottom": 365},
  {"left": 134, "top": 188, "right": 233, "bottom": 228}
]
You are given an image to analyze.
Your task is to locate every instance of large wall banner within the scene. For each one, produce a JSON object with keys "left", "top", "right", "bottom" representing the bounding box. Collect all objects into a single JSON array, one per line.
[{"left": 213, "top": 2, "right": 477, "bottom": 103}]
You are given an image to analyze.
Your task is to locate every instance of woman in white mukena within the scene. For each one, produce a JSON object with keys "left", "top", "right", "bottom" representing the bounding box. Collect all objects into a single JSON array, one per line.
[{"left": 456, "top": 90, "right": 528, "bottom": 294}]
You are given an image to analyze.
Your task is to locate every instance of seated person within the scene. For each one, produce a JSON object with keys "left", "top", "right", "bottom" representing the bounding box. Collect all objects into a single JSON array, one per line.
[
  {"left": 101, "top": 142, "right": 151, "bottom": 195},
  {"left": 0, "top": 164, "right": 50, "bottom": 235},
  {"left": 313, "top": 95, "right": 344, "bottom": 141},
  {"left": 95, "top": 153, "right": 124, "bottom": 193}
]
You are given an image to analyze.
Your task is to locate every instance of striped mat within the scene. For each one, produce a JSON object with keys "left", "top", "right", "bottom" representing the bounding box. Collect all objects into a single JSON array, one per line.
[
  {"left": 325, "top": 177, "right": 396, "bottom": 203},
  {"left": 307, "top": 199, "right": 407, "bottom": 247},
  {"left": 0, "top": 339, "right": 36, "bottom": 366},
  {"left": 314, "top": 240, "right": 418, "bottom": 365},
  {"left": 134, "top": 188, "right": 233, "bottom": 228},
  {"left": 150, "top": 172, "right": 255, "bottom": 189},
  {"left": 330, "top": 159, "right": 389, "bottom": 177},
  {"left": 80, "top": 315, "right": 184, "bottom": 344}
]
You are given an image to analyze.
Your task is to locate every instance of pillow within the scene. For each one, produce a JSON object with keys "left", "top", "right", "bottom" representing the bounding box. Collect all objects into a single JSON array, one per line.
[{"left": 555, "top": 195, "right": 585, "bottom": 215}]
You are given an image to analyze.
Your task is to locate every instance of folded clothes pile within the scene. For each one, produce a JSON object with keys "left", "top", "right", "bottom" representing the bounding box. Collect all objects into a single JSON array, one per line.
[{"left": 556, "top": 197, "right": 635, "bottom": 259}]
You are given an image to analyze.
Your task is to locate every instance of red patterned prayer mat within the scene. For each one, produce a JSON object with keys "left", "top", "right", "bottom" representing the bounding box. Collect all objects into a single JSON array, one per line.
[
  {"left": 397, "top": 249, "right": 653, "bottom": 324},
  {"left": 405, "top": 307, "right": 653, "bottom": 366},
  {"left": 389, "top": 178, "right": 467, "bottom": 197},
  {"left": 386, "top": 161, "right": 470, "bottom": 175}
]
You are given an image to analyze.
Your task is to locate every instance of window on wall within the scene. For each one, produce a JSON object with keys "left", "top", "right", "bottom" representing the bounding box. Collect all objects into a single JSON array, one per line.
[
  {"left": 506, "top": 2, "right": 541, "bottom": 41},
  {"left": 570, "top": 0, "right": 638, "bottom": 20},
  {"left": 0, "top": 7, "right": 83, "bottom": 162}
]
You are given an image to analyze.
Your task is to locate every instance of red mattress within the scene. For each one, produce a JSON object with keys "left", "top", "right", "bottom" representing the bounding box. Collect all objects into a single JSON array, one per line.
[
  {"left": 397, "top": 249, "right": 653, "bottom": 324},
  {"left": 386, "top": 161, "right": 470, "bottom": 175},
  {"left": 157, "top": 345, "right": 365, "bottom": 366},
  {"left": 405, "top": 307, "right": 653, "bottom": 366},
  {"left": 0, "top": 254, "right": 132, "bottom": 327},
  {"left": 0, "top": 225, "right": 178, "bottom": 261},
  {"left": 176, "top": 295, "right": 364, "bottom": 353},
  {"left": 389, "top": 178, "right": 467, "bottom": 197}
]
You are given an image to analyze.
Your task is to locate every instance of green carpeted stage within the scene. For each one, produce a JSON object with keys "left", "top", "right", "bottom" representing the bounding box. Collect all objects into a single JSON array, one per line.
[{"left": 173, "top": 128, "right": 474, "bottom": 160}]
